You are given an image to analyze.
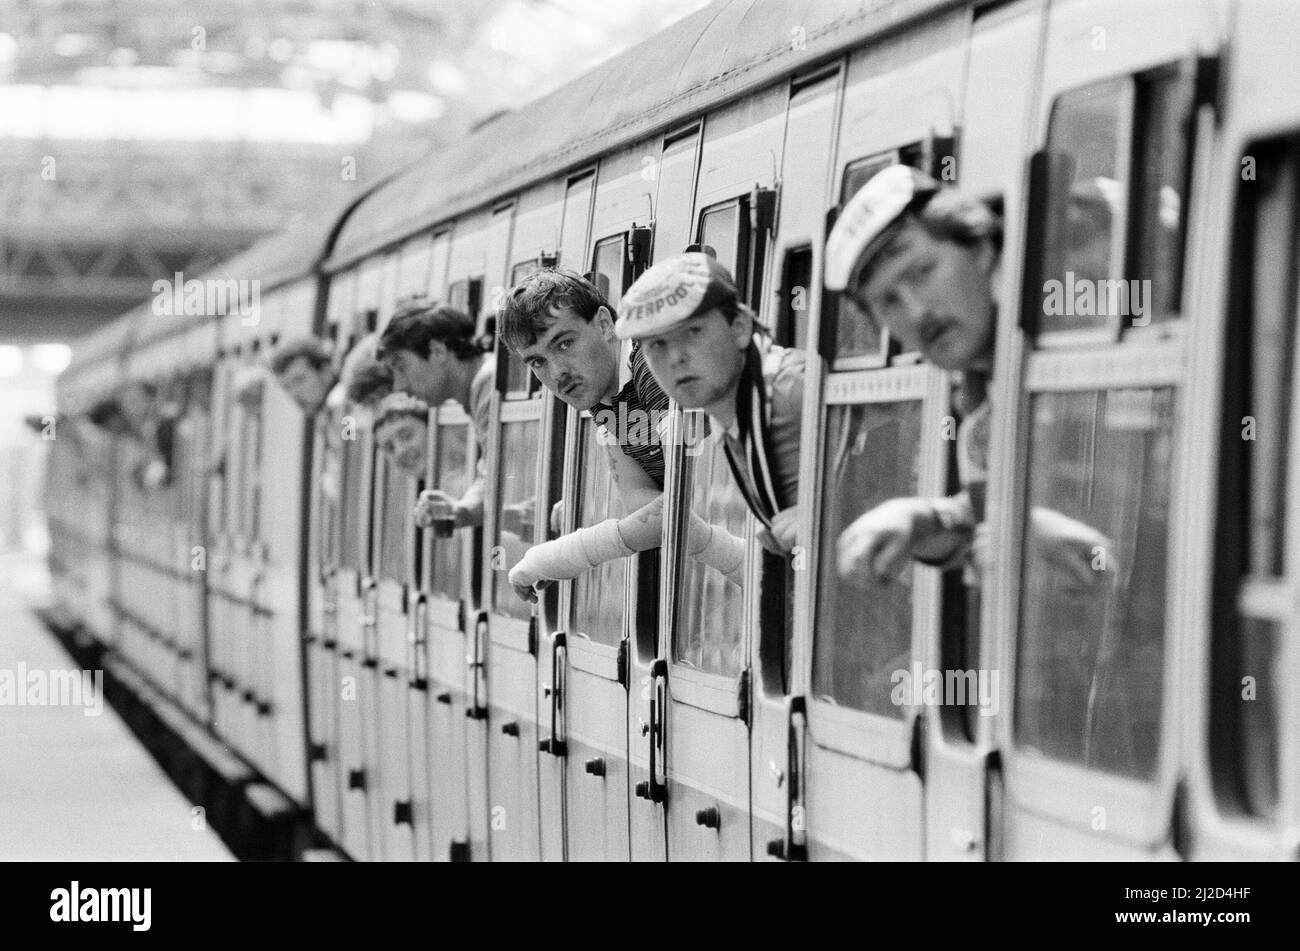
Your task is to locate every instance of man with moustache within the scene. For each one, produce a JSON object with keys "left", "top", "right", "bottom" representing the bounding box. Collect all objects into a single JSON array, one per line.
[{"left": 825, "top": 164, "right": 1110, "bottom": 588}]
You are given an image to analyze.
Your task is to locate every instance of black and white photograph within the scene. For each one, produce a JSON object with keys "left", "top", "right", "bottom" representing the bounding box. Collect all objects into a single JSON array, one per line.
[{"left": 0, "top": 0, "right": 1292, "bottom": 909}]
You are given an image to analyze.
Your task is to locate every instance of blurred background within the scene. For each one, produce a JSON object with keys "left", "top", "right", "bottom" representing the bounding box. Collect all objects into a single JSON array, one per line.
[{"left": 0, "top": 0, "right": 711, "bottom": 570}]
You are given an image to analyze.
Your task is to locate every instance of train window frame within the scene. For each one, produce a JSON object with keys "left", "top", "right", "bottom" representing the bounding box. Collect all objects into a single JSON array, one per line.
[
  {"left": 587, "top": 229, "right": 660, "bottom": 664},
  {"left": 805, "top": 368, "right": 930, "bottom": 754},
  {"left": 1023, "top": 62, "right": 1198, "bottom": 349},
  {"left": 422, "top": 401, "right": 473, "bottom": 606},
  {"left": 659, "top": 408, "right": 749, "bottom": 716},
  {"left": 486, "top": 397, "right": 545, "bottom": 639},
  {"left": 447, "top": 276, "right": 483, "bottom": 327},
  {"left": 563, "top": 411, "right": 628, "bottom": 654},
  {"left": 587, "top": 233, "right": 629, "bottom": 308}
]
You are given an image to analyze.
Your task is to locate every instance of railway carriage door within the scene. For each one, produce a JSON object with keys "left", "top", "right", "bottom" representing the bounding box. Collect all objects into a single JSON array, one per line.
[
  {"left": 906, "top": 0, "right": 1050, "bottom": 862},
  {"left": 371, "top": 451, "right": 418, "bottom": 861},
  {"left": 541, "top": 222, "right": 638, "bottom": 862},
  {"left": 658, "top": 91, "right": 784, "bottom": 860},
  {"left": 998, "top": 3, "right": 1216, "bottom": 857},
  {"left": 752, "top": 65, "right": 841, "bottom": 862},
  {"left": 336, "top": 416, "right": 378, "bottom": 860},
  {"left": 416, "top": 402, "right": 477, "bottom": 861},
  {"left": 802, "top": 10, "right": 966, "bottom": 859}
]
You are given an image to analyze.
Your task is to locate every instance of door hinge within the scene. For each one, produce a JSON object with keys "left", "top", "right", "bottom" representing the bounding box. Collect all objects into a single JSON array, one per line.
[
  {"left": 909, "top": 712, "right": 927, "bottom": 781},
  {"left": 616, "top": 637, "right": 629, "bottom": 690},
  {"left": 737, "top": 667, "right": 752, "bottom": 728}
]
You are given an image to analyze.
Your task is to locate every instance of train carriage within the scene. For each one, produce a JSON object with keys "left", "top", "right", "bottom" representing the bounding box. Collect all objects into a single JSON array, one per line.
[{"left": 47, "top": 0, "right": 1300, "bottom": 861}]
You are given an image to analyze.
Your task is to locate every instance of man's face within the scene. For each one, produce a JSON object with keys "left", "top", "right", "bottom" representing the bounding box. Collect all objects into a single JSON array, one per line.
[
  {"left": 514, "top": 306, "right": 619, "bottom": 410},
  {"left": 277, "top": 357, "right": 332, "bottom": 412},
  {"left": 376, "top": 415, "right": 428, "bottom": 476},
  {"left": 640, "top": 307, "right": 749, "bottom": 412},
  {"left": 387, "top": 346, "right": 450, "bottom": 405},
  {"left": 852, "top": 219, "right": 997, "bottom": 372}
]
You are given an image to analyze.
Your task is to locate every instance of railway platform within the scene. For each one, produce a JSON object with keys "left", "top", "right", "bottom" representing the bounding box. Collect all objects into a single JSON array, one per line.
[{"left": 0, "top": 550, "right": 233, "bottom": 861}]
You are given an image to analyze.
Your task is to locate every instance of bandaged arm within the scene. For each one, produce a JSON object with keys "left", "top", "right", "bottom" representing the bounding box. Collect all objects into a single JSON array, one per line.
[{"left": 507, "top": 494, "right": 746, "bottom": 589}]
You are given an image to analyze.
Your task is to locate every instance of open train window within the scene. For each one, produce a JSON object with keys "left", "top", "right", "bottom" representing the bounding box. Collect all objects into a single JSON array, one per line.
[
  {"left": 1209, "top": 137, "right": 1299, "bottom": 818},
  {"left": 1025, "top": 64, "right": 1197, "bottom": 345},
  {"left": 376, "top": 457, "right": 412, "bottom": 583},
  {"left": 812, "top": 396, "right": 923, "bottom": 716}
]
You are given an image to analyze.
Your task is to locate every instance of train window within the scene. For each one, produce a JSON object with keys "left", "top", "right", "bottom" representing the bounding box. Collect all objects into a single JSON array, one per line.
[
  {"left": 1031, "top": 67, "right": 1194, "bottom": 343},
  {"left": 812, "top": 399, "right": 922, "bottom": 716},
  {"left": 697, "top": 200, "right": 745, "bottom": 286},
  {"left": 1209, "top": 138, "right": 1298, "bottom": 818},
  {"left": 376, "top": 459, "right": 411, "bottom": 583},
  {"left": 428, "top": 419, "right": 469, "bottom": 601},
  {"left": 1014, "top": 387, "right": 1173, "bottom": 779},
  {"left": 491, "top": 420, "right": 539, "bottom": 622},
  {"left": 570, "top": 416, "right": 625, "bottom": 647},
  {"left": 448, "top": 277, "right": 483, "bottom": 325},
  {"left": 503, "top": 261, "right": 541, "bottom": 398},
  {"left": 589, "top": 235, "right": 627, "bottom": 308},
  {"left": 774, "top": 244, "right": 812, "bottom": 350},
  {"left": 559, "top": 173, "right": 595, "bottom": 269},
  {"left": 237, "top": 402, "right": 262, "bottom": 542},
  {"left": 675, "top": 416, "right": 748, "bottom": 678},
  {"left": 338, "top": 433, "right": 368, "bottom": 573}
]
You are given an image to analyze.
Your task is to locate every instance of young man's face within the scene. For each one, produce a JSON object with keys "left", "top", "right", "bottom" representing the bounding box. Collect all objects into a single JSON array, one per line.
[
  {"left": 276, "top": 357, "right": 332, "bottom": 412},
  {"left": 375, "top": 415, "right": 428, "bottom": 476},
  {"left": 640, "top": 307, "right": 750, "bottom": 413},
  {"left": 514, "top": 305, "right": 619, "bottom": 411},
  {"left": 387, "top": 345, "right": 451, "bottom": 406},
  {"left": 852, "top": 219, "right": 997, "bottom": 372}
]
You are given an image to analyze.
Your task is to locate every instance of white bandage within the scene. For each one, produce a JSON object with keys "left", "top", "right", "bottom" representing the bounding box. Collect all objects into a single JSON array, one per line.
[
  {"left": 686, "top": 518, "right": 746, "bottom": 586},
  {"left": 507, "top": 519, "right": 635, "bottom": 589}
]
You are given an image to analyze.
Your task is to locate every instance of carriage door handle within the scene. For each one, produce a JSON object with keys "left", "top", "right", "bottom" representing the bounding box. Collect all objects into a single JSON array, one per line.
[{"left": 539, "top": 632, "right": 567, "bottom": 757}]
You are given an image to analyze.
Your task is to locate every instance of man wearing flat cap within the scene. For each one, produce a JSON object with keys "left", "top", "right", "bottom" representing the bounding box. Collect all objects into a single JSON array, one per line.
[
  {"left": 615, "top": 251, "right": 805, "bottom": 553},
  {"left": 826, "top": 164, "right": 1113, "bottom": 591}
]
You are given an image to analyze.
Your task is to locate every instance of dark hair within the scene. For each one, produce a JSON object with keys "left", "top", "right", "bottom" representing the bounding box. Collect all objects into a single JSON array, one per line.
[
  {"left": 344, "top": 358, "right": 393, "bottom": 407},
  {"left": 499, "top": 269, "right": 612, "bottom": 352},
  {"left": 377, "top": 298, "right": 481, "bottom": 362},
  {"left": 269, "top": 336, "right": 332, "bottom": 376}
]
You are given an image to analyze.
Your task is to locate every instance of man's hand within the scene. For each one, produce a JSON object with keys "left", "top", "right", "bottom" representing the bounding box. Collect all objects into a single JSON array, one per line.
[
  {"left": 837, "top": 496, "right": 942, "bottom": 583},
  {"left": 414, "top": 489, "right": 470, "bottom": 529},
  {"left": 757, "top": 507, "right": 799, "bottom": 555},
  {"left": 512, "top": 578, "right": 551, "bottom": 604},
  {"left": 1027, "top": 506, "right": 1118, "bottom": 593}
]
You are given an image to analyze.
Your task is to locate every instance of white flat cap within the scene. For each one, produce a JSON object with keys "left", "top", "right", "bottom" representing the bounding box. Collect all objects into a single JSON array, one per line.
[
  {"left": 614, "top": 252, "right": 738, "bottom": 340},
  {"left": 824, "top": 164, "right": 940, "bottom": 291}
]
